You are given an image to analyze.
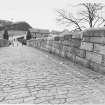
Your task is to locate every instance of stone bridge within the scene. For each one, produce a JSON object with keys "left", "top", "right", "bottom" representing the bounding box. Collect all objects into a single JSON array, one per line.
[
  {"left": 0, "top": 28, "right": 105, "bottom": 104},
  {"left": 27, "top": 28, "right": 105, "bottom": 74}
]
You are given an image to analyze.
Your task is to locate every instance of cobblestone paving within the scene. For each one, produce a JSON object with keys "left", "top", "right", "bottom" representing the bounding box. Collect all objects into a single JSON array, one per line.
[{"left": 0, "top": 45, "right": 105, "bottom": 104}]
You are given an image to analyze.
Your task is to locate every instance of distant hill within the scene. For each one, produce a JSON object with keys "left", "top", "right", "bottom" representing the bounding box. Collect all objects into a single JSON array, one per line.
[
  {"left": 0, "top": 20, "right": 13, "bottom": 27},
  {"left": 0, "top": 20, "right": 32, "bottom": 31}
]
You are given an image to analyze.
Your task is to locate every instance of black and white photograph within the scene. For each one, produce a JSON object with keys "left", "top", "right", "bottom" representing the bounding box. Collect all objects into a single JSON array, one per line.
[{"left": 0, "top": 0, "right": 105, "bottom": 104}]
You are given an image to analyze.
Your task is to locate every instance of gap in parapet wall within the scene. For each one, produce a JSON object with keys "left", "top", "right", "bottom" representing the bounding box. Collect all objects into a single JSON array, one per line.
[{"left": 27, "top": 28, "right": 105, "bottom": 75}]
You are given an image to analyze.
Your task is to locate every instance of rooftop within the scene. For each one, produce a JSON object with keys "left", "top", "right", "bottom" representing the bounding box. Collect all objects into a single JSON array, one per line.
[{"left": 29, "top": 28, "right": 50, "bottom": 34}]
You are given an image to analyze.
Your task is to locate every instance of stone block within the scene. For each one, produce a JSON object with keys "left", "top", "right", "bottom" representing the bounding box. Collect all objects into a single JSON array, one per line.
[
  {"left": 72, "top": 32, "right": 82, "bottom": 39},
  {"left": 70, "top": 39, "right": 81, "bottom": 48},
  {"left": 89, "top": 61, "right": 105, "bottom": 74},
  {"left": 63, "top": 34, "right": 72, "bottom": 40},
  {"left": 53, "top": 39, "right": 81, "bottom": 47},
  {"left": 80, "top": 42, "right": 93, "bottom": 51},
  {"left": 58, "top": 42, "right": 63, "bottom": 50},
  {"left": 53, "top": 42, "right": 57, "bottom": 48},
  {"left": 51, "top": 47, "right": 56, "bottom": 53},
  {"left": 82, "top": 37, "right": 91, "bottom": 42},
  {"left": 62, "top": 40, "right": 71, "bottom": 46},
  {"left": 66, "top": 52, "right": 76, "bottom": 62},
  {"left": 60, "top": 50, "right": 65, "bottom": 57},
  {"left": 55, "top": 48, "right": 60, "bottom": 55},
  {"left": 52, "top": 48, "right": 56, "bottom": 54},
  {"left": 83, "top": 30, "right": 93, "bottom": 37},
  {"left": 86, "top": 51, "right": 102, "bottom": 64},
  {"left": 54, "top": 42, "right": 59, "bottom": 49},
  {"left": 47, "top": 45, "right": 52, "bottom": 52},
  {"left": 62, "top": 45, "right": 70, "bottom": 57},
  {"left": 48, "top": 41, "right": 53, "bottom": 47},
  {"left": 101, "top": 55, "right": 105, "bottom": 67},
  {"left": 92, "top": 37, "right": 105, "bottom": 44},
  {"left": 58, "top": 44, "right": 63, "bottom": 56},
  {"left": 41, "top": 43, "right": 47, "bottom": 48},
  {"left": 54, "top": 36, "right": 60, "bottom": 41},
  {"left": 93, "top": 30, "right": 105, "bottom": 37},
  {"left": 75, "top": 56, "right": 89, "bottom": 67},
  {"left": 59, "top": 36, "right": 65, "bottom": 41},
  {"left": 70, "top": 48, "right": 86, "bottom": 58},
  {"left": 83, "top": 28, "right": 105, "bottom": 37},
  {"left": 94, "top": 44, "right": 105, "bottom": 55},
  {"left": 83, "top": 37, "right": 105, "bottom": 44}
]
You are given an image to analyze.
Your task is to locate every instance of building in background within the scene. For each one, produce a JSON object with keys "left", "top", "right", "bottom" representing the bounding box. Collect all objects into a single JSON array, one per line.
[
  {"left": 29, "top": 28, "right": 50, "bottom": 39},
  {"left": 8, "top": 30, "right": 27, "bottom": 40},
  {"left": 60, "top": 29, "right": 71, "bottom": 36},
  {"left": 50, "top": 30, "right": 61, "bottom": 36}
]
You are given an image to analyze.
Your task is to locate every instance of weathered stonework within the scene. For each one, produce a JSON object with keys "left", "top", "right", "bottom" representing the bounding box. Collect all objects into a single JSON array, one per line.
[
  {"left": 89, "top": 37, "right": 105, "bottom": 44},
  {"left": 75, "top": 56, "right": 89, "bottom": 67},
  {"left": 0, "top": 39, "right": 10, "bottom": 47},
  {"left": 62, "top": 45, "right": 70, "bottom": 58},
  {"left": 80, "top": 42, "right": 93, "bottom": 51},
  {"left": 63, "top": 34, "right": 72, "bottom": 40},
  {"left": 62, "top": 40, "right": 71, "bottom": 46},
  {"left": 94, "top": 44, "right": 105, "bottom": 55},
  {"left": 27, "top": 28, "right": 105, "bottom": 75},
  {"left": 89, "top": 61, "right": 105, "bottom": 74},
  {"left": 70, "top": 48, "right": 86, "bottom": 58},
  {"left": 70, "top": 39, "right": 81, "bottom": 48},
  {"left": 83, "top": 28, "right": 105, "bottom": 37},
  {"left": 101, "top": 55, "right": 105, "bottom": 67},
  {"left": 86, "top": 51, "right": 102, "bottom": 64},
  {"left": 66, "top": 52, "right": 76, "bottom": 62}
]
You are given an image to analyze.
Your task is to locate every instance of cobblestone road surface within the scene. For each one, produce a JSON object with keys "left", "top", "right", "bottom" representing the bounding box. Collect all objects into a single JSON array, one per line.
[{"left": 1, "top": 44, "right": 105, "bottom": 104}]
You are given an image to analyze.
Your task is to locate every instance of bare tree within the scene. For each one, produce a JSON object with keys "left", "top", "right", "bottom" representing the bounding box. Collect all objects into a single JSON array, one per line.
[
  {"left": 56, "top": 9, "right": 82, "bottom": 31},
  {"left": 56, "top": 3, "right": 105, "bottom": 31},
  {"left": 79, "top": 3, "right": 105, "bottom": 28},
  {"left": 3, "top": 29, "right": 9, "bottom": 40},
  {"left": 26, "top": 30, "right": 32, "bottom": 40}
]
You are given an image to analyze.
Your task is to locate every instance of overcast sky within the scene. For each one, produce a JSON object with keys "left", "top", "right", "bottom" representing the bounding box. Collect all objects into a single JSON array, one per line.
[{"left": 0, "top": 0, "right": 105, "bottom": 31}]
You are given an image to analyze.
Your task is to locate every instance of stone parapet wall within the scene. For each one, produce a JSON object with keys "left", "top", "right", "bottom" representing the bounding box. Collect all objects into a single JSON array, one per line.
[
  {"left": 0, "top": 39, "right": 10, "bottom": 47},
  {"left": 27, "top": 28, "right": 105, "bottom": 74}
]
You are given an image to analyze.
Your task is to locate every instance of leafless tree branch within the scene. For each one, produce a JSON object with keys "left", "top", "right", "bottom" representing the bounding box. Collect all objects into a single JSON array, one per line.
[
  {"left": 56, "top": 3, "right": 105, "bottom": 31},
  {"left": 56, "top": 9, "right": 82, "bottom": 31},
  {"left": 79, "top": 3, "right": 105, "bottom": 27}
]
